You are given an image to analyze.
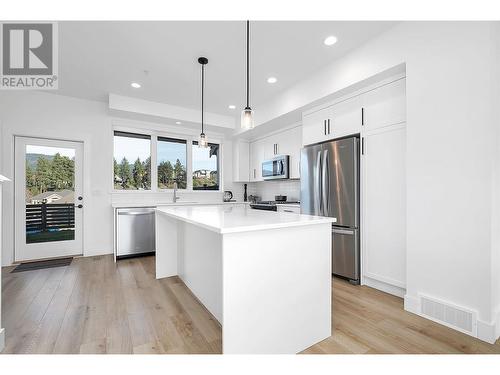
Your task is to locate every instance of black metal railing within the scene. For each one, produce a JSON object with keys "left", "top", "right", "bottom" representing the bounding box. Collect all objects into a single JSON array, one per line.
[{"left": 26, "top": 203, "right": 75, "bottom": 232}]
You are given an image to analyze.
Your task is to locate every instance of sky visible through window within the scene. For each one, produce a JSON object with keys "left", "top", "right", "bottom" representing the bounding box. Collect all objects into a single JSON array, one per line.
[
  {"left": 114, "top": 136, "right": 150, "bottom": 162},
  {"left": 192, "top": 144, "right": 217, "bottom": 171},
  {"left": 27, "top": 145, "right": 75, "bottom": 158},
  {"left": 157, "top": 141, "right": 186, "bottom": 165}
]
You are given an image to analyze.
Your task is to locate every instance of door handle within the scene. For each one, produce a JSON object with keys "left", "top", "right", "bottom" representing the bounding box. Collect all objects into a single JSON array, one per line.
[
  {"left": 315, "top": 151, "right": 322, "bottom": 215},
  {"left": 332, "top": 228, "right": 355, "bottom": 235},
  {"left": 322, "top": 150, "right": 329, "bottom": 216}
]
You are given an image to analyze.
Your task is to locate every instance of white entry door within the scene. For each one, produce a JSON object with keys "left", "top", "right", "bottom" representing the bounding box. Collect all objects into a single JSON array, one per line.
[{"left": 15, "top": 137, "right": 84, "bottom": 261}]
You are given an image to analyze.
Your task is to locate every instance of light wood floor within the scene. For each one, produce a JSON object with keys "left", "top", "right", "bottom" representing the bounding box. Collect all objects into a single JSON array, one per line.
[{"left": 1, "top": 255, "right": 499, "bottom": 354}]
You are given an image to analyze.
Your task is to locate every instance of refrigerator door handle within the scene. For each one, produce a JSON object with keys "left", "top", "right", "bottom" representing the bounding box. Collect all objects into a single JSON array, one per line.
[
  {"left": 315, "top": 150, "right": 322, "bottom": 215},
  {"left": 322, "top": 149, "right": 329, "bottom": 216},
  {"left": 332, "top": 228, "right": 355, "bottom": 235}
]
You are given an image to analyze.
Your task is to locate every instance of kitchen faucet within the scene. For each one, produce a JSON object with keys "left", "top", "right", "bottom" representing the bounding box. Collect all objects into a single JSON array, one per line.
[{"left": 173, "top": 181, "right": 180, "bottom": 203}]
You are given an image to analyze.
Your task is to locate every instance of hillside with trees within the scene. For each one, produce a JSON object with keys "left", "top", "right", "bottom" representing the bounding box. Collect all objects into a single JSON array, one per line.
[
  {"left": 25, "top": 153, "right": 75, "bottom": 202},
  {"left": 114, "top": 157, "right": 152, "bottom": 190}
]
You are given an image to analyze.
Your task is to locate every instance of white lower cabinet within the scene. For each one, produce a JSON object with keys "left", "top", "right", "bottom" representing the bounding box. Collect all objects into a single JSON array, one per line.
[{"left": 362, "top": 123, "right": 407, "bottom": 292}]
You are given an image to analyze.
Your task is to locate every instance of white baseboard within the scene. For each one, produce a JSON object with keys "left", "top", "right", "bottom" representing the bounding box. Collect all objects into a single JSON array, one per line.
[
  {"left": 0, "top": 328, "right": 5, "bottom": 352},
  {"left": 403, "top": 294, "right": 420, "bottom": 314},
  {"left": 363, "top": 276, "right": 406, "bottom": 298},
  {"left": 477, "top": 319, "right": 497, "bottom": 344}
]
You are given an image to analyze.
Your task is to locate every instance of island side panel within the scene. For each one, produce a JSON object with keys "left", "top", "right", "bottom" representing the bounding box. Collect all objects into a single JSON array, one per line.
[
  {"left": 221, "top": 223, "right": 332, "bottom": 354},
  {"left": 155, "top": 212, "right": 179, "bottom": 278},
  {"left": 177, "top": 222, "right": 223, "bottom": 323}
]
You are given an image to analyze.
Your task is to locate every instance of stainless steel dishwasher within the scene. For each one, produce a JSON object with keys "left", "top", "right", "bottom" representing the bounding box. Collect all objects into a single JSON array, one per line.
[{"left": 116, "top": 207, "right": 155, "bottom": 259}]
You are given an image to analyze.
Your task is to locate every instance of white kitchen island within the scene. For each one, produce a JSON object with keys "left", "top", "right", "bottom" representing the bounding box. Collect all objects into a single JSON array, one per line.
[{"left": 155, "top": 204, "right": 335, "bottom": 354}]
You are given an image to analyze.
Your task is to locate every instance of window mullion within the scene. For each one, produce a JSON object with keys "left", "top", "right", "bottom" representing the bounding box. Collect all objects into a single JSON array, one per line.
[
  {"left": 151, "top": 134, "right": 158, "bottom": 193},
  {"left": 187, "top": 137, "right": 194, "bottom": 191}
]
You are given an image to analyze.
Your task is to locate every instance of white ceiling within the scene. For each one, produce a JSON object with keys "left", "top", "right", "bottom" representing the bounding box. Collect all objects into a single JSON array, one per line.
[{"left": 57, "top": 21, "right": 396, "bottom": 117}]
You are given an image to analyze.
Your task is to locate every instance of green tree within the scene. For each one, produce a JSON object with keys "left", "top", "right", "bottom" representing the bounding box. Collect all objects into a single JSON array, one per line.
[
  {"left": 158, "top": 161, "right": 173, "bottom": 188},
  {"left": 35, "top": 156, "right": 52, "bottom": 193},
  {"left": 51, "top": 153, "right": 74, "bottom": 190},
  {"left": 174, "top": 159, "right": 186, "bottom": 189},
  {"left": 143, "top": 157, "right": 151, "bottom": 189},
  {"left": 132, "top": 158, "right": 146, "bottom": 189},
  {"left": 118, "top": 157, "right": 132, "bottom": 189}
]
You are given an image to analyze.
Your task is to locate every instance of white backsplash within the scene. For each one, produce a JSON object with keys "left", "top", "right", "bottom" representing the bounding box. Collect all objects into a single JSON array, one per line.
[{"left": 247, "top": 179, "right": 301, "bottom": 202}]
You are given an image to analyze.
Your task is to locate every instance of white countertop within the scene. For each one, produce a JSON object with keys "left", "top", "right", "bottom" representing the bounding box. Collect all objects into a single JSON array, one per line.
[
  {"left": 156, "top": 204, "right": 335, "bottom": 234},
  {"left": 112, "top": 201, "right": 249, "bottom": 209}
]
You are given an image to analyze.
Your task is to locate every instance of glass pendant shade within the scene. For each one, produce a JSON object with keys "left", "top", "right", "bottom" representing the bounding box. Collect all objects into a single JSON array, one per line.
[
  {"left": 198, "top": 132, "right": 209, "bottom": 148},
  {"left": 241, "top": 107, "right": 255, "bottom": 130}
]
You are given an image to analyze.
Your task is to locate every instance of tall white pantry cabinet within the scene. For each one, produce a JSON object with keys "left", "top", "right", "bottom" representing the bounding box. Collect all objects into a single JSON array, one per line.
[
  {"left": 302, "top": 75, "right": 407, "bottom": 296},
  {"left": 0, "top": 174, "right": 10, "bottom": 352}
]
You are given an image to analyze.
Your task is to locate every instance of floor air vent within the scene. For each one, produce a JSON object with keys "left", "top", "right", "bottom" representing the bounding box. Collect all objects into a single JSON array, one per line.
[{"left": 420, "top": 295, "right": 475, "bottom": 335}]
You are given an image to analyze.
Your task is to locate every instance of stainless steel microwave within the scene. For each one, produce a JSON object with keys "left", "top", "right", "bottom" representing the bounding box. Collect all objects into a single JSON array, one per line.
[{"left": 262, "top": 155, "right": 290, "bottom": 180}]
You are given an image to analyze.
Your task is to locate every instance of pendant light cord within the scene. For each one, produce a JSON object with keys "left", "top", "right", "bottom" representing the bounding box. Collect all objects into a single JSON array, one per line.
[
  {"left": 201, "top": 63, "right": 204, "bottom": 134},
  {"left": 246, "top": 20, "right": 250, "bottom": 108}
]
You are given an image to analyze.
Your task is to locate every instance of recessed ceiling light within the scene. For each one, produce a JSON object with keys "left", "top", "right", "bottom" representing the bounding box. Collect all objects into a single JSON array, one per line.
[
  {"left": 175, "top": 121, "right": 181, "bottom": 125},
  {"left": 228, "top": 105, "right": 236, "bottom": 109},
  {"left": 131, "top": 82, "right": 141, "bottom": 88},
  {"left": 324, "top": 36, "right": 338, "bottom": 46},
  {"left": 267, "top": 77, "right": 277, "bottom": 84}
]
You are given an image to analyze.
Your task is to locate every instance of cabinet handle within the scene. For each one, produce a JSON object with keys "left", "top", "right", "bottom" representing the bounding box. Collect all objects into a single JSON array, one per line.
[
  {"left": 361, "top": 137, "right": 365, "bottom": 155},
  {"left": 324, "top": 120, "right": 327, "bottom": 135},
  {"left": 327, "top": 119, "right": 331, "bottom": 134},
  {"left": 276, "top": 143, "right": 278, "bottom": 155},
  {"left": 361, "top": 107, "right": 365, "bottom": 126},
  {"left": 254, "top": 169, "right": 256, "bottom": 178}
]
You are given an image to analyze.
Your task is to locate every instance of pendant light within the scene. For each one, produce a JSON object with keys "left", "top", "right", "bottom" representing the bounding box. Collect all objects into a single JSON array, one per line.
[
  {"left": 241, "top": 20, "right": 254, "bottom": 129},
  {"left": 198, "top": 56, "right": 209, "bottom": 148}
]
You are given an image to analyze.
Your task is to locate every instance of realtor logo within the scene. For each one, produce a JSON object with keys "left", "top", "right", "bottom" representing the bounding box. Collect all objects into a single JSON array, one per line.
[{"left": 1, "top": 22, "right": 58, "bottom": 89}]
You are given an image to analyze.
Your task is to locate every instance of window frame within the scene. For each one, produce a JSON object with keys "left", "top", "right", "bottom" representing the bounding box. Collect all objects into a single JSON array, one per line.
[
  {"left": 111, "top": 124, "right": 223, "bottom": 193},
  {"left": 112, "top": 131, "right": 153, "bottom": 192},
  {"left": 192, "top": 141, "right": 221, "bottom": 191},
  {"left": 157, "top": 136, "right": 188, "bottom": 191}
]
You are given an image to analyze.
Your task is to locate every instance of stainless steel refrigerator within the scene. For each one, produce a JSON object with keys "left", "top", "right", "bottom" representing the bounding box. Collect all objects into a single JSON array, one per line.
[{"left": 300, "top": 136, "right": 360, "bottom": 284}]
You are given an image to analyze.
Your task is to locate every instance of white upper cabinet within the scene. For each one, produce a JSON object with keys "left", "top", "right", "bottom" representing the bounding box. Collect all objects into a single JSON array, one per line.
[
  {"left": 302, "top": 106, "right": 332, "bottom": 146},
  {"left": 277, "top": 126, "right": 302, "bottom": 179},
  {"left": 330, "top": 95, "right": 362, "bottom": 139},
  {"left": 302, "top": 95, "right": 362, "bottom": 146},
  {"left": 232, "top": 140, "right": 250, "bottom": 182},
  {"left": 246, "top": 125, "right": 302, "bottom": 182},
  {"left": 249, "top": 139, "right": 264, "bottom": 182},
  {"left": 362, "top": 78, "right": 406, "bottom": 130}
]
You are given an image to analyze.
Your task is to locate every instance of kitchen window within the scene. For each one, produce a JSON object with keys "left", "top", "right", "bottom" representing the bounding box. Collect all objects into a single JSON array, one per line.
[
  {"left": 192, "top": 142, "right": 219, "bottom": 190},
  {"left": 113, "top": 131, "right": 151, "bottom": 190},
  {"left": 157, "top": 137, "right": 187, "bottom": 189}
]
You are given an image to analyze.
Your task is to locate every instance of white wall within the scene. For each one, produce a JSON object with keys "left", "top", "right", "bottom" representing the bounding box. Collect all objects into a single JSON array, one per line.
[
  {"left": 0, "top": 91, "right": 237, "bottom": 266},
  {"left": 491, "top": 22, "right": 500, "bottom": 338},
  {"left": 247, "top": 180, "right": 301, "bottom": 202},
  {"left": 256, "top": 21, "right": 500, "bottom": 340}
]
